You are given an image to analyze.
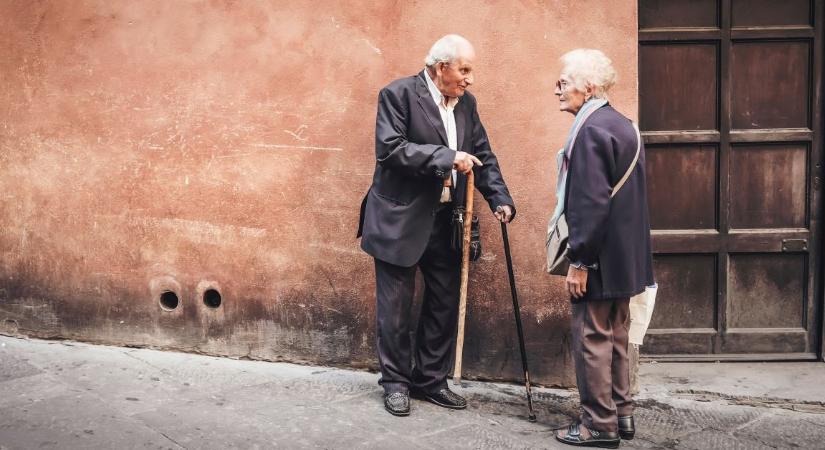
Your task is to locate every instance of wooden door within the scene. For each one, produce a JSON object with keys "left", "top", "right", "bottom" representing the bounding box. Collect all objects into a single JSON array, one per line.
[{"left": 638, "top": 0, "right": 823, "bottom": 360}]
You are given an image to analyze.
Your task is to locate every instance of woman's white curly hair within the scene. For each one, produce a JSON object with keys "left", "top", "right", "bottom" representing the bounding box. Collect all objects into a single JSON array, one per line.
[{"left": 560, "top": 49, "right": 617, "bottom": 101}]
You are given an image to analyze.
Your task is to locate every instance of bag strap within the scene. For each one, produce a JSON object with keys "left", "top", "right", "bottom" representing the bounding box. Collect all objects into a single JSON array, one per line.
[{"left": 610, "top": 122, "right": 641, "bottom": 199}]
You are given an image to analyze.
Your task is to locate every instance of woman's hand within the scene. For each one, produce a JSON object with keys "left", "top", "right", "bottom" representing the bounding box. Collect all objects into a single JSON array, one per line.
[{"left": 566, "top": 265, "right": 588, "bottom": 299}]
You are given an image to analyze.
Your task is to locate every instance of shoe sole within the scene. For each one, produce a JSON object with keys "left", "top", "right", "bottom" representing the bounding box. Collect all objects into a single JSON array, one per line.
[
  {"left": 426, "top": 397, "right": 466, "bottom": 409},
  {"left": 554, "top": 436, "right": 620, "bottom": 449},
  {"left": 618, "top": 430, "right": 634, "bottom": 440},
  {"left": 384, "top": 406, "right": 410, "bottom": 417}
]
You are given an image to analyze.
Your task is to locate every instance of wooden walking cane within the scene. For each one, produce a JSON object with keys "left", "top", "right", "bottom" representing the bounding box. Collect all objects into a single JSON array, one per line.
[{"left": 452, "top": 170, "right": 474, "bottom": 385}]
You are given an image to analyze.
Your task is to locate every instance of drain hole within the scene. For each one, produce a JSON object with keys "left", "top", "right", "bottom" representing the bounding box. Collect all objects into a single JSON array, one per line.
[
  {"left": 203, "top": 289, "right": 222, "bottom": 308},
  {"left": 159, "top": 291, "right": 179, "bottom": 311}
]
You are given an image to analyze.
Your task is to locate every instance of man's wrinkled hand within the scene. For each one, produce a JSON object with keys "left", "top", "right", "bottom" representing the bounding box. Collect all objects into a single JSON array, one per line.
[
  {"left": 453, "top": 151, "right": 482, "bottom": 174},
  {"left": 494, "top": 205, "right": 513, "bottom": 223},
  {"left": 566, "top": 265, "right": 588, "bottom": 299}
]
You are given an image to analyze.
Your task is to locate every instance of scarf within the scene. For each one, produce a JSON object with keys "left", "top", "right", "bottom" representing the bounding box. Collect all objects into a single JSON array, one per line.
[{"left": 549, "top": 98, "right": 608, "bottom": 226}]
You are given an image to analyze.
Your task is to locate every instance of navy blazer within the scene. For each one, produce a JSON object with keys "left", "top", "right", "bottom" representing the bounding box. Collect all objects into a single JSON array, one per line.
[
  {"left": 357, "top": 71, "right": 515, "bottom": 267},
  {"left": 564, "top": 105, "right": 654, "bottom": 300}
]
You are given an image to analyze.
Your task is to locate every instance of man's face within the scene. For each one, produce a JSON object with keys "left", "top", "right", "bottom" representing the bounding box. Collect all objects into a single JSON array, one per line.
[
  {"left": 435, "top": 49, "right": 476, "bottom": 98},
  {"left": 555, "top": 72, "right": 587, "bottom": 115}
]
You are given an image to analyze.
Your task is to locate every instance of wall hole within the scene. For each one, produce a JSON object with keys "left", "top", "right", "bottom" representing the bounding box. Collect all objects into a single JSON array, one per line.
[
  {"left": 159, "top": 291, "right": 179, "bottom": 311},
  {"left": 203, "top": 289, "right": 222, "bottom": 308}
]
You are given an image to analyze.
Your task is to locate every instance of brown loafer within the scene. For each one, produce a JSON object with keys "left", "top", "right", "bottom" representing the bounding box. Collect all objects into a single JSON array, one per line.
[{"left": 555, "top": 422, "right": 620, "bottom": 448}]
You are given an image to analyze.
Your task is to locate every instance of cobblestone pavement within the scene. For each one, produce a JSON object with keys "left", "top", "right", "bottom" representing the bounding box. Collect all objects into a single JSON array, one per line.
[{"left": 1, "top": 336, "right": 823, "bottom": 449}]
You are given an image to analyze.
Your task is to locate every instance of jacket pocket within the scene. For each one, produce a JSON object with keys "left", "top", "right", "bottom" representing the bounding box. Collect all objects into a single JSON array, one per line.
[{"left": 373, "top": 191, "right": 408, "bottom": 206}]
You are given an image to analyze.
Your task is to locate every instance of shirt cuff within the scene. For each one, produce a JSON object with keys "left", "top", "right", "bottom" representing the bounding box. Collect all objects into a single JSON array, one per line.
[{"left": 568, "top": 259, "right": 599, "bottom": 271}]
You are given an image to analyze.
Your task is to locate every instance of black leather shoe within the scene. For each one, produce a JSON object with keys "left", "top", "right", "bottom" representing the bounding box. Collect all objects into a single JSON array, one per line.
[
  {"left": 412, "top": 388, "right": 467, "bottom": 410},
  {"left": 618, "top": 415, "right": 635, "bottom": 440},
  {"left": 554, "top": 422, "right": 620, "bottom": 448},
  {"left": 384, "top": 392, "right": 410, "bottom": 416}
]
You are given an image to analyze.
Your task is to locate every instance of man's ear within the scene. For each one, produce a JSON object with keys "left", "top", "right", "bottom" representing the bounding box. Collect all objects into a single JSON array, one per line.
[{"left": 435, "top": 62, "right": 447, "bottom": 78}]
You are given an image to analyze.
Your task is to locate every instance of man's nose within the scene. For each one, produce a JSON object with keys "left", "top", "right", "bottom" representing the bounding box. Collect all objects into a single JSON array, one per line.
[{"left": 465, "top": 74, "right": 474, "bottom": 86}]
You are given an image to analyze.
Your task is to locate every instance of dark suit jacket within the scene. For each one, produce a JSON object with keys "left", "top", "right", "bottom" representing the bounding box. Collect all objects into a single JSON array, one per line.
[
  {"left": 565, "top": 105, "right": 654, "bottom": 300},
  {"left": 357, "top": 71, "right": 515, "bottom": 267}
]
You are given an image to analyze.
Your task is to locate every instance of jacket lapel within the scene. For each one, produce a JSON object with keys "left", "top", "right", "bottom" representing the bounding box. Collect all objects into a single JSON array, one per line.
[
  {"left": 455, "top": 99, "right": 466, "bottom": 152},
  {"left": 416, "top": 71, "right": 449, "bottom": 146}
]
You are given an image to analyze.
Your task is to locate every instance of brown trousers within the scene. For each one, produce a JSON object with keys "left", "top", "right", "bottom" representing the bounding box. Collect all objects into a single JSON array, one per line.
[{"left": 571, "top": 297, "right": 633, "bottom": 433}]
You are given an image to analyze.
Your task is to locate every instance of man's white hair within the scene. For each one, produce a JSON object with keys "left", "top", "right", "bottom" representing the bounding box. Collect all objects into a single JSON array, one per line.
[
  {"left": 424, "top": 34, "right": 474, "bottom": 66},
  {"left": 560, "top": 49, "right": 617, "bottom": 100}
]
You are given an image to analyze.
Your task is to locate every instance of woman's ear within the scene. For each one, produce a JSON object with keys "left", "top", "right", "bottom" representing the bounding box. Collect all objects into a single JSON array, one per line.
[{"left": 585, "top": 83, "right": 595, "bottom": 100}]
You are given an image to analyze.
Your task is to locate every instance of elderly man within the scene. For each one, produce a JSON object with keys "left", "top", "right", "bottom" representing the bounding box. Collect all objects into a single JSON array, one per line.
[{"left": 357, "top": 34, "right": 515, "bottom": 416}]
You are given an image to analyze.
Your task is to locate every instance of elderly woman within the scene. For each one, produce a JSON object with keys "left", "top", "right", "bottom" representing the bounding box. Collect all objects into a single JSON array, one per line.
[{"left": 549, "top": 49, "right": 654, "bottom": 448}]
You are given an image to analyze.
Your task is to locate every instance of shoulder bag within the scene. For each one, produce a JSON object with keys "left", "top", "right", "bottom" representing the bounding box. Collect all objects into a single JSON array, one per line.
[{"left": 546, "top": 122, "right": 641, "bottom": 275}]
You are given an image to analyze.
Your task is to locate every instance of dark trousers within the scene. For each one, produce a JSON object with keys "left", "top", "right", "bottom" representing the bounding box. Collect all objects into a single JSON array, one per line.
[
  {"left": 571, "top": 297, "right": 633, "bottom": 433},
  {"left": 374, "top": 206, "right": 460, "bottom": 395}
]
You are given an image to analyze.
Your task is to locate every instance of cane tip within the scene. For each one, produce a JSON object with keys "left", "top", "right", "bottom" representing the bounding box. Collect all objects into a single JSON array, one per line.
[{"left": 528, "top": 414, "right": 537, "bottom": 423}]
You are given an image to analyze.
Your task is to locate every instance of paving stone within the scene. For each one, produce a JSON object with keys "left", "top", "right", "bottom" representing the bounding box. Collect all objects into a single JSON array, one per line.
[
  {"left": 633, "top": 404, "right": 703, "bottom": 441},
  {"left": 417, "top": 423, "right": 541, "bottom": 449},
  {"left": 0, "top": 393, "right": 176, "bottom": 449},
  {"left": 676, "top": 429, "right": 774, "bottom": 450},
  {"left": 799, "top": 414, "right": 825, "bottom": 428},
  {"left": 735, "top": 411, "right": 825, "bottom": 449},
  {"left": 0, "top": 372, "right": 70, "bottom": 409},
  {"left": 673, "top": 403, "right": 764, "bottom": 431},
  {"left": 0, "top": 351, "right": 41, "bottom": 383},
  {"left": 133, "top": 398, "right": 419, "bottom": 450}
]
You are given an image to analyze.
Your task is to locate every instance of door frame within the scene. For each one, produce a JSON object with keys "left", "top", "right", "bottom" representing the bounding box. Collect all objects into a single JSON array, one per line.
[{"left": 815, "top": 0, "right": 825, "bottom": 363}]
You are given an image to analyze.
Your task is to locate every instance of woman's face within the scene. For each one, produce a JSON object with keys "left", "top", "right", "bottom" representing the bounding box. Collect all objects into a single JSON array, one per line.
[{"left": 554, "top": 72, "right": 587, "bottom": 115}]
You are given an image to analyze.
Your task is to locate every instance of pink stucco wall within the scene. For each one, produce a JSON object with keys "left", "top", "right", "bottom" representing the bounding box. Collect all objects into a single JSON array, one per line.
[{"left": 0, "top": 0, "right": 637, "bottom": 386}]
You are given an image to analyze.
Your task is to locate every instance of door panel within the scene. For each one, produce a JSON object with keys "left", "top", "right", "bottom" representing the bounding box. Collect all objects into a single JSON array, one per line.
[
  {"left": 649, "top": 255, "right": 718, "bottom": 330},
  {"left": 729, "top": 144, "right": 808, "bottom": 229},
  {"left": 646, "top": 145, "right": 718, "bottom": 230},
  {"left": 638, "top": 0, "right": 822, "bottom": 360},
  {"left": 639, "top": 44, "right": 719, "bottom": 131},
  {"left": 731, "top": 0, "right": 811, "bottom": 27},
  {"left": 730, "top": 41, "right": 810, "bottom": 130},
  {"left": 727, "top": 253, "right": 806, "bottom": 329},
  {"left": 640, "top": 0, "right": 719, "bottom": 29},
  {"left": 645, "top": 254, "right": 717, "bottom": 355}
]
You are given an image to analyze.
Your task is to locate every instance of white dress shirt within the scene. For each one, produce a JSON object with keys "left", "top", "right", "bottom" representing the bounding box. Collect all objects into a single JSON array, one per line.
[{"left": 424, "top": 69, "right": 459, "bottom": 202}]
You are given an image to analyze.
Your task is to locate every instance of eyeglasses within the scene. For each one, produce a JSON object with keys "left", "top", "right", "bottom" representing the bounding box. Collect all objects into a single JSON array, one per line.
[{"left": 555, "top": 79, "right": 571, "bottom": 92}]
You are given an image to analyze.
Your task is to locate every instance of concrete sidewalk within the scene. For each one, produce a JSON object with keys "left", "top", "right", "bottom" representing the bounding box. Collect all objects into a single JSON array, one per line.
[
  {"left": 1, "top": 336, "right": 823, "bottom": 449},
  {"left": 639, "top": 360, "right": 825, "bottom": 411}
]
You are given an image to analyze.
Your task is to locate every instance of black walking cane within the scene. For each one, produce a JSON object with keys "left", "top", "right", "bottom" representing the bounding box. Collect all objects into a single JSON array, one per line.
[{"left": 500, "top": 221, "right": 537, "bottom": 422}]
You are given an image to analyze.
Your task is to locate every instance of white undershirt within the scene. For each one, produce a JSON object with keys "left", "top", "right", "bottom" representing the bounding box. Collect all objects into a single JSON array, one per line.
[{"left": 424, "top": 69, "right": 459, "bottom": 201}]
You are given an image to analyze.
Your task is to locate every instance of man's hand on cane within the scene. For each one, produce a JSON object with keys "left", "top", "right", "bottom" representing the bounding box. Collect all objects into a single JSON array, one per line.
[
  {"left": 453, "top": 151, "right": 481, "bottom": 174},
  {"left": 495, "top": 205, "right": 513, "bottom": 223}
]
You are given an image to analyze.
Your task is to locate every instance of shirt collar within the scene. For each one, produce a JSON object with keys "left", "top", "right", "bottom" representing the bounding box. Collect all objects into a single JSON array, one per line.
[{"left": 424, "top": 68, "right": 459, "bottom": 109}]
